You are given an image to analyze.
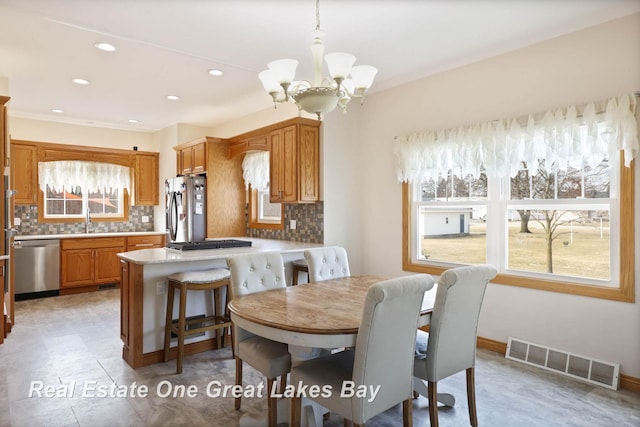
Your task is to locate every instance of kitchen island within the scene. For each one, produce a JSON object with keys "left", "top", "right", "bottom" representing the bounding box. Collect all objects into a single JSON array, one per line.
[{"left": 117, "top": 238, "right": 323, "bottom": 368}]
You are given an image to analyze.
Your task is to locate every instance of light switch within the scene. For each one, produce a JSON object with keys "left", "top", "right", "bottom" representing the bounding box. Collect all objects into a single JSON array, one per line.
[{"left": 290, "top": 220, "right": 297, "bottom": 230}]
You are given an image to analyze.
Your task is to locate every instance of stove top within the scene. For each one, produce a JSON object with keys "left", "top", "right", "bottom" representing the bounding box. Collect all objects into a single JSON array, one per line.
[{"left": 167, "top": 239, "right": 252, "bottom": 251}]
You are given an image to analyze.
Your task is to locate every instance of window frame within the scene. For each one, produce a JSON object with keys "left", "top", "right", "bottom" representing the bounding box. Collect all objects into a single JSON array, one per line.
[
  {"left": 248, "top": 187, "right": 284, "bottom": 230},
  {"left": 402, "top": 153, "right": 635, "bottom": 303},
  {"left": 40, "top": 183, "right": 128, "bottom": 222}
]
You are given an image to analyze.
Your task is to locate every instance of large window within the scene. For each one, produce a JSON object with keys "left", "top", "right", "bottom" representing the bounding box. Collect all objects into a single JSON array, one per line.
[{"left": 398, "top": 93, "right": 637, "bottom": 302}]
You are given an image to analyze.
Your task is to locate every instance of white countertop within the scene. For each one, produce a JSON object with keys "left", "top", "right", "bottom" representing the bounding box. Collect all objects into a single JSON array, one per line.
[
  {"left": 15, "top": 231, "right": 166, "bottom": 241},
  {"left": 117, "top": 237, "right": 323, "bottom": 265}
]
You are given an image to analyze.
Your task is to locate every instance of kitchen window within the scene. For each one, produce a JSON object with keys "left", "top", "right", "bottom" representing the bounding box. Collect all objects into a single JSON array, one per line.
[
  {"left": 38, "top": 160, "right": 130, "bottom": 222},
  {"left": 397, "top": 93, "right": 637, "bottom": 302},
  {"left": 243, "top": 151, "right": 284, "bottom": 229}
]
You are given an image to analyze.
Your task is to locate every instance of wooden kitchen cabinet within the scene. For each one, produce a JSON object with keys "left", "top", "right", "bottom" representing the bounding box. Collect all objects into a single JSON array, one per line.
[
  {"left": 60, "top": 237, "right": 125, "bottom": 293},
  {"left": 227, "top": 117, "right": 320, "bottom": 203},
  {"left": 126, "top": 234, "right": 165, "bottom": 251},
  {"left": 11, "top": 142, "right": 38, "bottom": 205},
  {"left": 269, "top": 121, "right": 320, "bottom": 203},
  {"left": 176, "top": 140, "right": 207, "bottom": 174},
  {"left": 134, "top": 152, "right": 159, "bottom": 205}
]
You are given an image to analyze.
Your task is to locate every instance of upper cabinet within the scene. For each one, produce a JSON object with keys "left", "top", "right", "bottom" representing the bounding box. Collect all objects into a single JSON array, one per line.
[
  {"left": 134, "top": 152, "right": 159, "bottom": 205},
  {"left": 228, "top": 117, "right": 321, "bottom": 204},
  {"left": 10, "top": 140, "right": 160, "bottom": 206},
  {"left": 11, "top": 142, "right": 38, "bottom": 205},
  {"left": 176, "top": 140, "right": 207, "bottom": 175}
]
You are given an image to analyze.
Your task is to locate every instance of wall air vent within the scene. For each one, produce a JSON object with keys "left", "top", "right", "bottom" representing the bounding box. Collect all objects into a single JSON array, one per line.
[{"left": 505, "top": 337, "right": 619, "bottom": 390}]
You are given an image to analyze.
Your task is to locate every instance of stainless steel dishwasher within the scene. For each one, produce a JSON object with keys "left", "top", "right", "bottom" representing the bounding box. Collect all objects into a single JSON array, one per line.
[{"left": 14, "top": 239, "right": 60, "bottom": 300}]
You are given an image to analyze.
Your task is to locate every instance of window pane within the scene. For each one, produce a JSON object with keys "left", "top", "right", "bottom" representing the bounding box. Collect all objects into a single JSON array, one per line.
[
  {"left": 418, "top": 206, "right": 487, "bottom": 264},
  {"left": 423, "top": 171, "right": 487, "bottom": 201},
  {"left": 507, "top": 209, "right": 610, "bottom": 280},
  {"left": 511, "top": 160, "right": 610, "bottom": 200},
  {"left": 260, "top": 191, "right": 281, "bottom": 220}
]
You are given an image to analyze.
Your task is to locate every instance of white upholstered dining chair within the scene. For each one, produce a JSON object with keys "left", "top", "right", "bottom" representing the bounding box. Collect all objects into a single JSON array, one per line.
[
  {"left": 303, "top": 246, "right": 350, "bottom": 283},
  {"left": 413, "top": 264, "right": 497, "bottom": 427},
  {"left": 227, "top": 252, "right": 292, "bottom": 427},
  {"left": 290, "top": 274, "right": 435, "bottom": 427}
]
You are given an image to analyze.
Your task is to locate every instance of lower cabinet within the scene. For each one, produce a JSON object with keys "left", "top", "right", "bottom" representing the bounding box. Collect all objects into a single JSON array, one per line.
[{"left": 60, "top": 237, "right": 125, "bottom": 292}]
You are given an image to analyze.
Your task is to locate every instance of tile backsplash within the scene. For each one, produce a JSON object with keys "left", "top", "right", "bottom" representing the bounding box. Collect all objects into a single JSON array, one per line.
[
  {"left": 14, "top": 205, "right": 155, "bottom": 235},
  {"left": 246, "top": 202, "right": 323, "bottom": 243}
]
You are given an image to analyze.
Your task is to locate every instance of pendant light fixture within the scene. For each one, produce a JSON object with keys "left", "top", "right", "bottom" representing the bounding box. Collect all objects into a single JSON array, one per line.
[{"left": 258, "top": 0, "right": 377, "bottom": 119}]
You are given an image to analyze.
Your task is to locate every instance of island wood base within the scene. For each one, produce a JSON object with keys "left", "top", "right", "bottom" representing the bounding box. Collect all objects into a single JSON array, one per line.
[{"left": 120, "top": 259, "right": 232, "bottom": 368}]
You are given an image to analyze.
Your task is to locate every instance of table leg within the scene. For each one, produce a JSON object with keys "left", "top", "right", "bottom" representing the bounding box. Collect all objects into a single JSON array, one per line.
[{"left": 413, "top": 377, "right": 456, "bottom": 407}]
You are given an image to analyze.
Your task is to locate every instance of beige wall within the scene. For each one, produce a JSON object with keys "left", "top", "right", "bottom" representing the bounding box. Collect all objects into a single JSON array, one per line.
[
  {"left": 9, "top": 117, "right": 155, "bottom": 151},
  {"left": 352, "top": 13, "right": 640, "bottom": 377}
]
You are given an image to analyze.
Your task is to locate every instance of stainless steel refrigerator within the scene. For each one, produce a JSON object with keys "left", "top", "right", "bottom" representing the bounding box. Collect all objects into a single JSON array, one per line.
[{"left": 165, "top": 175, "right": 207, "bottom": 243}]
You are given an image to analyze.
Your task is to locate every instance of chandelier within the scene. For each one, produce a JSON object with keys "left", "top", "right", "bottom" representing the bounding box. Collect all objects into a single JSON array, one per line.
[{"left": 258, "top": 0, "right": 377, "bottom": 119}]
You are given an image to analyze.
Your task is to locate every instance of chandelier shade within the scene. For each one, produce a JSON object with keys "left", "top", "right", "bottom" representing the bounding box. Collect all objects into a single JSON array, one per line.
[{"left": 259, "top": 0, "right": 377, "bottom": 119}]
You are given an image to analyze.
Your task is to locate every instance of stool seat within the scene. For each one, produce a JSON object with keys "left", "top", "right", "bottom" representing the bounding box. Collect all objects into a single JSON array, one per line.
[
  {"left": 168, "top": 268, "right": 230, "bottom": 284},
  {"left": 291, "top": 259, "right": 309, "bottom": 286},
  {"left": 164, "top": 268, "right": 232, "bottom": 374}
]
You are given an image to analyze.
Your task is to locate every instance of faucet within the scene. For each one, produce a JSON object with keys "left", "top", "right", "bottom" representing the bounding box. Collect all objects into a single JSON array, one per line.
[{"left": 85, "top": 207, "right": 91, "bottom": 233}]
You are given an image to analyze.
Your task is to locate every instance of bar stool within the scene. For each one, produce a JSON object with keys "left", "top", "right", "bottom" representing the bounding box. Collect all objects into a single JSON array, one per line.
[
  {"left": 163, "top": 268, "right": 232, "bottom": 374},
  {"left": 291, "top": 259, "right": 308, "bottom": 286}
]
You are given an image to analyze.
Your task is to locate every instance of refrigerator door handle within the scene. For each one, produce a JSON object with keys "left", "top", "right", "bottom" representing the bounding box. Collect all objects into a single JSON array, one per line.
[{"left": 168, "top": 192, "right": 178, "bottom": 242}]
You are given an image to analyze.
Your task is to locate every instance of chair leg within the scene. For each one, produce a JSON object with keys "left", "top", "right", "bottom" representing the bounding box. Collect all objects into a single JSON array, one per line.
[
  {"left": 213, "top": 287, "right": 222, "bottom": 349},
  {"left": 278, "top": 373, "right": 287, "bottom": 394},
  {"left": 467, "top": 367, "right": 478, "bottom": 427},
  {"left": 163, "top": 282, "right": 175, "bottom": 362},
  {"left": 403, "top": 398, "right": 413, "bottom": 427},
  {"left": 428, "top": 381, "right": 438, "bottom": 427},
  {"left": 267, "top": 378, "right": 277, "bottom": 427},
  {"left": 291, "top": 394, "right": 301, "bottom": 427},
  {"left": 176, "top": 284, "right": 187, "bottom": 374},
  {"left": 234, "top": 357, "right": 242, "bottom": 410}
]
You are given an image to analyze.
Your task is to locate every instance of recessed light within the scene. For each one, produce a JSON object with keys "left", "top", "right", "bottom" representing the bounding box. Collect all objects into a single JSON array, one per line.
[
  {"left": 72, "top": 78, "right": 90, "bottom": 85},
  {"left": 167, "top": 95, "right": 180, "bottom": 100},
  {"left": 51, "top": 109, "right": 64, "bottom": 113},
  {"left": 95, "top": 42, "right": 116, "bottom": 52},
  {"left": 128, "top": 119, "right": 140, "bottom": 124},
  {"left": 208, "top": 69, "right": 223, "bottom": 76}
]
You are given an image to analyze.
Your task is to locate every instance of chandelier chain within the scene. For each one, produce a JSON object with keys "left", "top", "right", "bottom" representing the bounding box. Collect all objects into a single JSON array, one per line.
[{"left": 315, "top": 0, "right": 321, "bottom": 31}]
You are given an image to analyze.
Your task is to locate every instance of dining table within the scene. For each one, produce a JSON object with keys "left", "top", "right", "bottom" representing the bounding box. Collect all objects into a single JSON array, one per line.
[{"left": 228, "top": 275, "right": 441, "bottom": 427}]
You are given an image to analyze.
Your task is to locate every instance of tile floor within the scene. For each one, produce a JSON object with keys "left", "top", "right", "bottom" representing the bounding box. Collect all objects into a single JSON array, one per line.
[{"left": 0, "top": 289, "right": 639, "bottom": 427}]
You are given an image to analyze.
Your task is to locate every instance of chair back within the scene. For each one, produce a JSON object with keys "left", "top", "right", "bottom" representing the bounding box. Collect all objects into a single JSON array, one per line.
[
  {"left": 424, "top": 264, "right": 497, "bottom": 382},
  {"left": 227, "top": 251, "right": 287, "bottom": 299},
  {"left": 351, "top": 274, "right": 434, "bottom": 423},
  {"left": 304, "top": 246, "right": 350, "bottom": 283},
  {"left": 227, "top": 252, "right": 288, "bottom": 353}
]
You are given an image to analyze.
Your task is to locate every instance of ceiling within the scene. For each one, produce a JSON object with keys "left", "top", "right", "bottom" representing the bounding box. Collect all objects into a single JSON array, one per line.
[{"left": 1, "top": 0, "right": 639, "bottom": 133}]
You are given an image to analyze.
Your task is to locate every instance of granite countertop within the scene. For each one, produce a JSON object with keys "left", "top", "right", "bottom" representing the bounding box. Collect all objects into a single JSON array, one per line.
[
  {"left": 118, "top": 237, "right": 323, "bottom": 265},
  {"left": 15, "top": 231, "right": 166, "bottom": 241}
]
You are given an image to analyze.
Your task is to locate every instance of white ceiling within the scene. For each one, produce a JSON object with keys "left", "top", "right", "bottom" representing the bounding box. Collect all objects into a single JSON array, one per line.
[{"left": 1, "top": 0, "right": 639, "bottom": 132}]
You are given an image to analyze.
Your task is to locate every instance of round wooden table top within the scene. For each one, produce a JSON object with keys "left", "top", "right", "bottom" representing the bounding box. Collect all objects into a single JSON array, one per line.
[{"left": 228, "top": 275, "right": 387, "bottom": 335}]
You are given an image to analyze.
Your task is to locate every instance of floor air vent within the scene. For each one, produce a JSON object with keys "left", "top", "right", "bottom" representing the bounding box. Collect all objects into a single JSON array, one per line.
[{"left": 505, "top": 337, "right": 619, "bottom": 390}]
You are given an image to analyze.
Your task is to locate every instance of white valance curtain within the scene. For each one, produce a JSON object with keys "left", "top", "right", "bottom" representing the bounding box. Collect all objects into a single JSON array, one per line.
[
  {"left": 38, "top": 161, "right": 131, "bottom": 192},
  {"left": 394, "top": 93, "right": 638, "bottom": 183},
  {"left": 241, "top": 151, "right": 269, "bottom": 190}
]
